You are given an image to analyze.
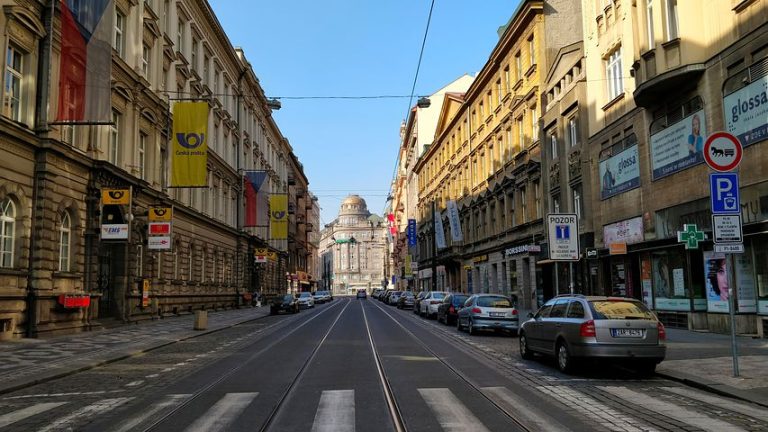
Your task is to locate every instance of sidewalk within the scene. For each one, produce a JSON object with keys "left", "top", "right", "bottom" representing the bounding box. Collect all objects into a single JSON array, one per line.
[
  {"left": 0, "top": 306, "right": 271, "bottom": 395},
  {"left": 658, "top": 328, "right": 768, "bottom": 407}
]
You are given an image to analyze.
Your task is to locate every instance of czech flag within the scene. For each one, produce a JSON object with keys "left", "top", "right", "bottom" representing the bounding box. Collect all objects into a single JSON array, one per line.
[
  {"left": 244, "top": 170, "right": 268, "bottom": 227},
  {"left": 57, "top": 0, "right": 114, "bottom": 122}
]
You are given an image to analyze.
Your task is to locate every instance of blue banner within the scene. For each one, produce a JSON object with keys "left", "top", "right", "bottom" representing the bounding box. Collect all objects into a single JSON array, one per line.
[{"left": 407, "top": 219, "right": 417, "bottom": 247}]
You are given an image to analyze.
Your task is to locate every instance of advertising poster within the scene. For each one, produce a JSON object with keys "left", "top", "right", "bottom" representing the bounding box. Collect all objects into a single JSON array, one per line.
[
  {"left": 650, "top": 110, "right": 706, "bottom": 180},
  {"left": 735, "top": 253, "right": 757, "bottom": 313},
  {"left": 704, "top": 251, "right": 729, "bottom": 313},
  {"left": 640, "top": 257, "right": 653, "bottom": 310},
  {"left": 603, "top": 216, "right": 644, "bottom": 246},
  {"left": 653, "top": 254, "right": 689, "bottom": 311},
  {"left": 434, "top": 210, "right": 447, "bottom": 249},
  {"left": 447, "top": 200, "right": 463, "bottom": 241},
  {"left": 407, "top": 219, "right": 417, "bottom": 246},
  {"left": 724, "top": 74, "right": 768, "bottom": 146},
  {"left": 171, "top": 102, "right": 209, "bottom": 187},
  {"left": 599, "top": 145, "right": 640, "bottom": 199}
]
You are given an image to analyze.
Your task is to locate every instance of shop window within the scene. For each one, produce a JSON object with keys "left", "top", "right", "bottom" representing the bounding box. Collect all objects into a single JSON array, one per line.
[{"left": 0, "top": 197, "right": 16, "bottom": 268}]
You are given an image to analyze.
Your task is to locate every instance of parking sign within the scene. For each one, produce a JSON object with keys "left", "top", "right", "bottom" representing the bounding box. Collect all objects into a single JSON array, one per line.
[
  {"left": 710, "top": 173, "right": 740, "bottom": 214},
  {"left": 547, "top": 214, "right": 579, "bottom": 261}
]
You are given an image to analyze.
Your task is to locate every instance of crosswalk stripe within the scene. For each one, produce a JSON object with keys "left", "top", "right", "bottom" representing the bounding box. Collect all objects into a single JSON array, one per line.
[
  {"left": 661, "top": 387, "right": 768, "bottom": 423},
  {"left": 110, "top": 394, "right": 191, "bottom": 432},
  {"left": 482, "top": 387, "right": 569, "bottom": 432},
  {"left": 418, "top": 388, "right": 490, "bottom": 432},
  {"left": 599, "top": 386, "right": 746, "bottom": 432},
  {"left": 38, "top": 398, "right": 133, "bottom": 432},
  {"left": 537, "top": 386, "right": 658, "bottom": 432},
  {"left": 0, "top": 402, "right": 67, "bottom": 428},
  {"left": 311, "top": 390, "right": 355, "bottom": 432},
  {"left": 183, "top": 392, "right": 258, "bottom": 432}
]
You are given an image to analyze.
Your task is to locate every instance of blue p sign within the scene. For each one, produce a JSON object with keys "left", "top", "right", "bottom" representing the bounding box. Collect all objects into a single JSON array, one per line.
[{"left": 710, "top": 173, "right": 740, "bottom": 214}]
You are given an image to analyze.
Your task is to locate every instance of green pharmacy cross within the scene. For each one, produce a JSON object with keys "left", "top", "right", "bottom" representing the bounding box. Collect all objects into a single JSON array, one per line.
[{"left": 677, "top": 224, "right": 706, "bottom": 250}]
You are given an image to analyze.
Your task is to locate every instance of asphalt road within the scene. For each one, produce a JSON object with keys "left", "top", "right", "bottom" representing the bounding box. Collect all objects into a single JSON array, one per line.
[{"left": 1, "top": 297, "right": 768, "bottom": 432}]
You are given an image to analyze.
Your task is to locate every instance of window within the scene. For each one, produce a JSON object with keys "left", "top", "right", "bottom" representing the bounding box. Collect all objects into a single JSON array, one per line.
[
  {"left": 479, "top": 101, "right": 484, "bottom": 119},
  {"left": 520, "top": 186, "right": 527, "bottom": 224},
  {"left": 203, "top": 54, "right": 210, "bottom": 84},
  {"left": 0, "top": 198, "right": 15, "bottom": 268},
  {"left": 505, "top": 128, "right": 512, "bottom": 160},
  {"left": 646, "top": 0, "right": 655, "bottom": 49},
  {"left": 515, "top": 52, "right": 522, "bottom": 81},
  {"left": 109, "top": 110, "right": 120, "bottom": 164},
  {"left": 138, "top": 132, "right": 147, "bottom": 180},
  {"left": 517, "top": 117, "right": 524, "bottom": 150},
  {"left": 534, "top": 181, "right": 541, "bottom": 219},
  {"left": 201, "top": 250, "right": 207, "bottom": 282},
  {"left": 173, "top": 251, "right": 179, "bottom": 280},
  {"left": 114, "top": 10, "right": 126, "bottom": 56},
  {"left": 191, "top": 38, "right": 198, "bottom": 69},
  {"left": 568, "top": 117, "right": 578, "bottom": 147},
  {"left": 187, "top": 249, "right": 193, "bottom": 281},
  {"left": 177, "top": 19, "right": 185, "bottom": 52},
  {"left": 528, "top": 35, "right": 535, "bottom": 66},
  {"left": 530, "top": 106, "right": 538, "bottom": 142},
  {"left": 552, "top": 194, "right": 561, "bottom": 213},
  {"left": 163, "top": 0, "right": 170, "bottom": 31},
  {"left": 58, "top": 212, "right": 71, "bottom": 272},
  {"left": 572, "top": 186, "right": 583, "bottom": 220},
  {"left": 504, "top": 66, "right": 510, "bottom": 93},
  {"left": 62, "top": 124, "right": 75, "bottom": 145},
  {"left": 496, "top": 80, "right": 502, "bottom": 105},
  {"left": 136, "top": 244, "right": 143, "bottom": 277},
  {"left": 666, "top": 0, "right": 679, "bottom": 40},
  {"left": 142, "top": 44, "right": 151, "bottom": 79},
  {"left": 606, "top": 49, "right": 624, "bottom": 100},
  {"left": 550, "top": 133, "right": 558, "bottom": 159},
  {"left": 4, "top": 45, "right": 23, "bottom": 121}
]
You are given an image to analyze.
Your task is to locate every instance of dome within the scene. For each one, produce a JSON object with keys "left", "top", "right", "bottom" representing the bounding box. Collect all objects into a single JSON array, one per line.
[{"left": 338, "top": 195, "right": 369, "bottom": 216}]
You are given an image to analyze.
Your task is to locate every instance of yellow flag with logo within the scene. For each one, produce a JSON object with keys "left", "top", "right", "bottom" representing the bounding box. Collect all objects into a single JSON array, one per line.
[
  {"left": 171, "top": 102, "right": 209, "bottom": 187},
  {"left": 270, "top": 194, "right": 288, "bottom": 239}
]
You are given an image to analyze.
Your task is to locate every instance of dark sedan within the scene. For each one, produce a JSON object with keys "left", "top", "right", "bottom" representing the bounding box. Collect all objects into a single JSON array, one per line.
[
  {"left": 437, "top": 293, "right": 469, "bottom": 325},
  {"left": 270, "top": 294, "right": 299, "bottom": 315}
]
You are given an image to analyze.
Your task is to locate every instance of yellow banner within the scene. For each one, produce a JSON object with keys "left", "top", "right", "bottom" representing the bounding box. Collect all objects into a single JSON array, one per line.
[
  {"left": 171, "top": 102, "right": 209, "bottom": 187},
  {"left": 148, "top": 206, "right": 173, "bottom": 221},
  {"left": 270, "top": 194, "right": 288, "bottom": 239},
  {"left": 101, "top": 189, "right": 130, "bottom": 205}
]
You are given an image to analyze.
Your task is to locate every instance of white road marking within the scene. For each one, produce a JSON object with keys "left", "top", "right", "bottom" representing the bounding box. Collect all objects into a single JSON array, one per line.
[
  {"left": 661, "top": 387, "right": 768, "bottom": 422},
  {"left": 599, "top": 386, "right": 745, "bottom": 432},
  {"left": 183, "top": 392, "right": 258, "bottom": 432},
  {"left": 125, "top": 380, "right": 143, "bottom": 387},
  {"left": 418, "top": 388, "right": 490, "bottom": 432},
  {"left": 145, "top": 374, "right": 160, "bottom": 378},
  {"left": 5, "top": 390, "right": 123, "bottom": 399},
  {"left": 38, "top": 398, "right": 133, "bottom": 432},
  {"left": 110, "top": 394, "right": 190, "bottom": 432},
  {"left": 537, "top": 386, "right": 657, "bottom": 432},
  {"left": 311, "top": 390, "right": 355, "bottom": 432},
  {"left": 0, "top": 402, "right": 66, "bottom": 428},
  {"left": 482, "top": 386, "right": 569, "bottom": 432}
]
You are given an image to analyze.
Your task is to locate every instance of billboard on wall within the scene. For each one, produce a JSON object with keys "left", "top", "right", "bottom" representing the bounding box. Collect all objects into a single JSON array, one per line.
[
  {"left": 650, "top": 110, "right": 707, "bottom": 180},
  {"left": 599, "top": 146, "right": 640, "bottom": 199},
  {"left": 603, "top": 216, "right": 644, "bottom": 246},
  {"left": 724, "top": 74, "right": 768, "bottom": 146}
]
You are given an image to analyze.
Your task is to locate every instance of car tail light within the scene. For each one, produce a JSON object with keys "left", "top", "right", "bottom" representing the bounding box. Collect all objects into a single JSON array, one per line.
[
  {"left": 430, "top": 300, "right": 441, "bottom": 305},
  {"left": 471, "top": 307, "right": 482, "bottom": 314},
  {"left": 511, "top": 309, "right": 518, "bottom": 315},
  {"left": 580, "top": 320, "right": 596, "bottom": 337},
  {"left": 449, "top": 306, "right": 455, "bottom": 313},
  {"left": 657, "top": 322, "right": 666, "bottom": 340}
]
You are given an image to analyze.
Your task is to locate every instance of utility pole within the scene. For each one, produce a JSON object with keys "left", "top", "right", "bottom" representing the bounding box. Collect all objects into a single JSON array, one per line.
[{"left": 432, "top": 199, "right": 437, "bottom": 291}]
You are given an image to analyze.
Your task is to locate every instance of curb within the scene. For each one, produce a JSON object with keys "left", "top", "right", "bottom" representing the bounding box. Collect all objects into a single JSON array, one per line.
[
  {"left": 656, "top": 370, "right": 768, "bottom": 409},
  {"left": 0, "top": 309, "right": 271, "bottom": 396}
]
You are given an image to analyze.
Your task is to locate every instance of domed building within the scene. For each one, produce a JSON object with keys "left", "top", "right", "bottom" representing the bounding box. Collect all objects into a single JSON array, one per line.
[{"left": 319, "top": 195, "right": 388, "bottom": 295}]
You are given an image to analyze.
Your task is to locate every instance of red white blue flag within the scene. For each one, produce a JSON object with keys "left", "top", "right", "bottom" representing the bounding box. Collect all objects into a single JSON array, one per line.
[
  {"left": 57, "top": 0, "right": 114, "bottom": 122},
  {"left": 244, "top": 170, "right": 269, "bottom": 227}
]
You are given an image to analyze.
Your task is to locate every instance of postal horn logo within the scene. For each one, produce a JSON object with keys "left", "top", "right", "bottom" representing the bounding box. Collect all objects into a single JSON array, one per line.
[
  {"left": 272, "top": 210, "right": 286, "bottom": 220},
  {"left": 108, "top": 190, "right": 125, "bottom": 200},
  {"left": 176, "top": 132, "right": 206, "bottom": 149},
  {"left": 153, "top": 208, "right": 167, "bottom": 217}
]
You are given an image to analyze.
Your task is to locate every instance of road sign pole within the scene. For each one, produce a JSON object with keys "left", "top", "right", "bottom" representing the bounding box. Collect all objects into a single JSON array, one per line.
[
  {"left": 728, "top": 252, "right": 740, "bottom": 377},
  {"left": 554, "top": 262, "right": 559, "bottom": 296},
  {"left": 569, "top": 261, "right": 574, "bottom": 294}
]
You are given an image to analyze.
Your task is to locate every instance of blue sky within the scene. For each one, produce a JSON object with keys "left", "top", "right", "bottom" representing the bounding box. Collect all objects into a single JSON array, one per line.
[{"left": 208, "top": 0, "right": 521, "bottom": 224}]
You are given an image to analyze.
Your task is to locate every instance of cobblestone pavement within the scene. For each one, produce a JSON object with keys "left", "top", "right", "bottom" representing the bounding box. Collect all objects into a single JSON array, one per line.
[
  {"left": 0, "top": 306, "right": 271, "bottom": 394},
  {"left": 377, "top": 302, "right": 768, "bottom": 432}
]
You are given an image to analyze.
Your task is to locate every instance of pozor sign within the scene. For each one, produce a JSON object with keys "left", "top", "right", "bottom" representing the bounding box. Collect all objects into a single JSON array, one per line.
[{"left": 547, "top": 214, "right": 580, "bottom": 261}]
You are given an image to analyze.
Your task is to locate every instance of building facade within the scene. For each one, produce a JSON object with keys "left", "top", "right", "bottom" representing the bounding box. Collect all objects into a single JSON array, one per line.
[
  {"left": 0, "top": 0, "right": 304, "bottom": 339},
  {"left": 319, "top": 195, "right": 387, "bottom": 295}
]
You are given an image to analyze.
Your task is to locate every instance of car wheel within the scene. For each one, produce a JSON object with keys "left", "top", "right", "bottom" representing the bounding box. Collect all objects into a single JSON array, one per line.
[
  {"left": 468, "top": 318, "right": 476, "bottom": 336},
  {"left": 519, "top": 333, "right": 534, "bottom": 360},
  {"left": 556, "top": 340, "right": 575, "bottom": 374}
]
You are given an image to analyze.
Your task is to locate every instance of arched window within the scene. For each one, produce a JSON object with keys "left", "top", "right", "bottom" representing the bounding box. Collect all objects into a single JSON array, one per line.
[
  {"left": 58, "top": 212, "right": 71, "bottom": 271},
  {"left": 0, "top": 198, "right": 16, "bottom": 268}
]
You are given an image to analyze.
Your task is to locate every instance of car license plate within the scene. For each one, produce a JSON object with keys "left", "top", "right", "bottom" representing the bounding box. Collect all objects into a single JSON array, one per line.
[
  {"left": 489, "top": 312, "right": 505, "bottom": 317},
  {"left": 611, "top": 328, "right": 644, "bottom": 338}
]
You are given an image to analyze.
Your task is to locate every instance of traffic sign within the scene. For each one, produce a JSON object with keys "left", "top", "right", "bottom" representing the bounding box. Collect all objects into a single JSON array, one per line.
[
  {"left": 148, "top": 236, "right": 171, "bottom": 250},
  {"left": 712, "top": 214, "right": 743, "bottom": 244},
  {"left": 710, "top": 173, "right": 740, "bottom": 213},
  {"left": 715, "top": 244, "right": 744, "bottom": 254},
  {"left": 547, "top": 214, "right": 579, "bottom": 261},
  {"left": 704, "top": 132, "right": 742, "bottom": 172},
  {"left": 677, "top": 224, "right": 706, "bottom": 250}
]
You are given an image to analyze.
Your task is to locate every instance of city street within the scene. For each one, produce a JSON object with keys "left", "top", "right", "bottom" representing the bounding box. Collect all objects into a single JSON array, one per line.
[{"left": 1, "top": 298, "right": 767, "bottom": 431}]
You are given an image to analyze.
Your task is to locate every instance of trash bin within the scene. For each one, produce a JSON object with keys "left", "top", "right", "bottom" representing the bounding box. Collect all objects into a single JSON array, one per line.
[{"left": 193, "top": 310, "right": 207, "bottom": 330}]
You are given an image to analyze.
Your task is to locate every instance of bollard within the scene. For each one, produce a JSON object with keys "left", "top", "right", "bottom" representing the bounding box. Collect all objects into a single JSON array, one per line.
[{"left": 193, "top": 310, "right": 207, "bottom": 330}]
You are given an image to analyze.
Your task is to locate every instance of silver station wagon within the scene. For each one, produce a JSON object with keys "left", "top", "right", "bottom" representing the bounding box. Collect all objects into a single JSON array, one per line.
[{"left": 519, "top": 295, "right": 666, "bottom": 374}]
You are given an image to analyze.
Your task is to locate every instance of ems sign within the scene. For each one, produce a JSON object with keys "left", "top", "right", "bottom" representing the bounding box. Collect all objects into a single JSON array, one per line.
[{"left": 547, "top": 214, "right": 579, "bottom": 261}]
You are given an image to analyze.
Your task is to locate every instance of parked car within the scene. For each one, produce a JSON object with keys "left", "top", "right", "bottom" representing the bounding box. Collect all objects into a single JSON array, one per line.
[
  {"left": 312, "top": 291, "right": 327, "bottom": 304},
  {"left": 419, "top": 291, "right": 448, "bottom": 318},
  {"left": 413, "top": 291, "right": 427, "bottom": 314},
  {"left": 518, "top": 295, "right": 666, "bottom": 374},
  {"left": 388, "top": 291, "right": 403, "bottom": 306},
  {"left": 270, "top": 294, "right": 300, "bottom": 315},
  {"left": 356, "top": 289, "right": 367, "bottom": 299},
  {"left": 397, "top": 291, "right": 415, "bottom": 309},
  {"left": 296, "top": 292, "right": 315, "bottom": 309},
  {"left": 381, "top": 290, "right": 394, "bottom": 303},
  {"left": 457, "top": 294, "right": 519, "bottom": 336},
  {"left": 437, "top": 293, "right": 469, "bottom": 325}
]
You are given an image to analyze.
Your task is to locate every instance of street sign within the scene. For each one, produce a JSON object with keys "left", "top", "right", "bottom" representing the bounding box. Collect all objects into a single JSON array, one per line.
[
  {"left": 148, "top": 222, "right": 172, "bottom": 235},
  {"left": 704, "top": 132, "right": 743, "bottom": 172},
  {"left": 710, "top": 173, "right": 740, "bottom": 213},
  {"left": 712, "top": 214, "right": 743, "bottom": 244},
  {"left": 715, "top": 244, "right": 745, "bottom": 254},
  {"left": 609, "top": 243, "right": 627, "bottom": 255},
  {"left": 547, "top": 214, "right": 579, "bottom": 261},
  {"left": 585, "top": 248, "right": 598, "bottom": 259},
  {"left": 677, "top": 224, "right": 706, "bottom": 249},
  {"left": 148, "top": 236, "right": 171, "bottom": 250}
]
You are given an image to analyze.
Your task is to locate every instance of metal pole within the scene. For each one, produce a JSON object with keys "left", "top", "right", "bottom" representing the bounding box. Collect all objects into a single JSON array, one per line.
[
  {"left": 728, "top": 253, "right": 740, "bottom": 377},
  {"left": 554, "top": 262, "right": 559, "bottom": 296},
  {"left": 432, "top": 199, "right": 437, "bottom": 291},
  {"left": 569, "top": 261, "right": 574, "bottom": 294}
]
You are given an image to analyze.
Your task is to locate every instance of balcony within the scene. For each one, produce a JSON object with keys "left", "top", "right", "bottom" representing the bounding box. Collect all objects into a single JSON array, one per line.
[{"left": 633, "top": 64, "right": 706, "bottom": 108}]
